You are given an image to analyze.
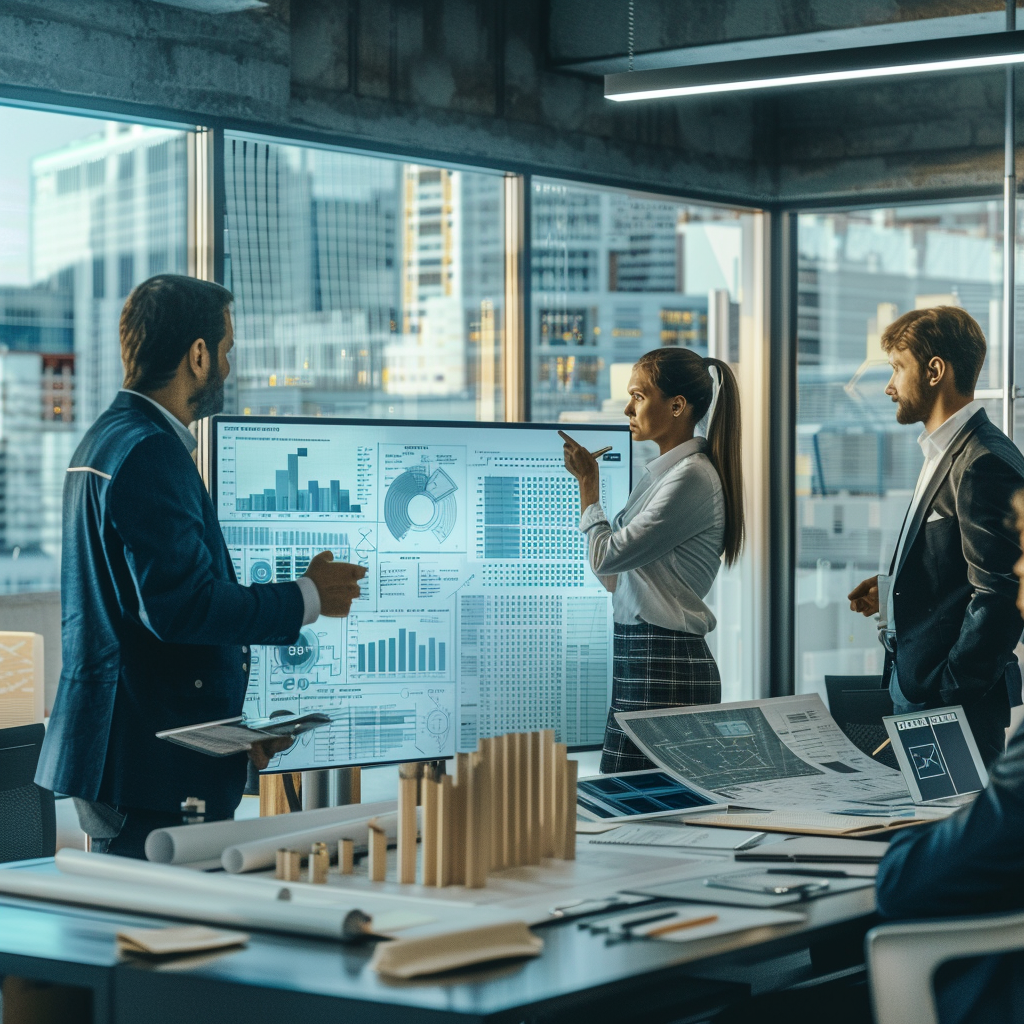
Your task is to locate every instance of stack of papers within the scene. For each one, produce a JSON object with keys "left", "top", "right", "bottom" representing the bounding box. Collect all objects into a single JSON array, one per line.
[
  {"left": 590, "top": 824, "right": 764, "bottom": 851},
  {"left": 616, "top": 695, "right": 915, "bottom": 817}
]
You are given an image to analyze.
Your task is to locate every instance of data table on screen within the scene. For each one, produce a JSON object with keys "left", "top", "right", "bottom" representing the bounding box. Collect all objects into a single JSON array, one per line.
[{"left": 214, "top": 417, "right": 630, "bottom": 771}]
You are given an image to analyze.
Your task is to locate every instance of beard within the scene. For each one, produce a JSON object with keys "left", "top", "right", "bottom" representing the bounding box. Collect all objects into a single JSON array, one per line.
[
  {"left": 894, "top": 370, "right": 932, "bottom": 425},
  {"left": 189, "top": 363, "right": 225, "bottom": 420}
]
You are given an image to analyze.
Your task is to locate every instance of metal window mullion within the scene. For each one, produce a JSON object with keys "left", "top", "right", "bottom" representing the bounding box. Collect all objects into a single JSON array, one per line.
[{"left": 503, "top": 173, "right": 526, "bottom": 422}]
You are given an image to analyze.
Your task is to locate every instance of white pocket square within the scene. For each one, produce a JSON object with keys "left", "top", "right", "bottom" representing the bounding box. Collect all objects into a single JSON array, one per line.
[{"left": 926, "top": 510, "right": 946, "bottom": 523}]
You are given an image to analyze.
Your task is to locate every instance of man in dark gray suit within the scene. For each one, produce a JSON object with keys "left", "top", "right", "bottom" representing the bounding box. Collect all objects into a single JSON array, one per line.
[{"left": 849, "top": 306, "right": 1024, "bottom": 766}]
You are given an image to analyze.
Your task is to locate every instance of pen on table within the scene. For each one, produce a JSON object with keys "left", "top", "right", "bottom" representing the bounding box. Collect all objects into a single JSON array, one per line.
[
  {"left": 872, "top": 738, "right": 891, "bottom": 756},
  {"left": 588, "top": 909, "right": 679, "bottom": 933},
  {"left": 765, "top": 868, "right": 857, "bottom": 879},
  {"left": 645, "top": 914, "right": 719, "bottom": 938}
]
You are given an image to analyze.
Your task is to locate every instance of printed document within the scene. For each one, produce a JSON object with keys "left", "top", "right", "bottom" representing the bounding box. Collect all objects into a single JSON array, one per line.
[{"left": 616, "top": 695, "right": 911, "bottom": 812}]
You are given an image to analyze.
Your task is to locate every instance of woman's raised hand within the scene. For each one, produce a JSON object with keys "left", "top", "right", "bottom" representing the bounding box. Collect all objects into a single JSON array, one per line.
[{"left": 559, "top": 430, "right": 598, "bottom": 483}]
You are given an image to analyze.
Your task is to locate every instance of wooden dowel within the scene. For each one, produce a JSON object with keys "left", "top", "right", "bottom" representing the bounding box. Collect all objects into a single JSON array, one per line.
[
  {"left": 338, "top": 838, "right": 354, "bottom": 875},
  {"left": 540, "top": 729, "right": 556, "bottom": 858},
  {"left": 553, "top": 742, "right": 567, "bottom": 859},
  {"left": 527, "top": 731, "right": 541, "bottom": 865},
  {"left": 436, "top": 774, "right": 453, "bottom": 887},
  {"left": 368, "top": 822, "right": 387, "bottom": 882},
  {"left": 309, "top": 841, "right": 329, "bottom": 884},
  {"left": 563, "top": 758, "right": 578, "bottom": 861},
  {"left": 464, "top": 751, "right": 480, "bottom": 887},
  {"left": 421, "top": 773, "right": 438, "bottom": 886},
  {"left": 452, "top": 753, "right": 469, "bottom": 885},
  {"left": 398, "top": 774, "right": 418, "bottom": 884},
  {"left": 500, "top": 732, "right": 513, "bottom": 868}
]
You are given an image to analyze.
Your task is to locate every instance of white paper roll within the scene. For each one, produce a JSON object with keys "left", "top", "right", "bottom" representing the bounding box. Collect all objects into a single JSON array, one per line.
[
  {"left": 56, "top": 849, "right": 289, "bottom": 900},
  {"left": 0, "top": 868, "right": 369, "bottom": 940},
  {"left": 144, "top": 800, "right": 397, "bottom": 864},
  {"left": 222, "top": 811, "right": 400, "bottom": 874}
]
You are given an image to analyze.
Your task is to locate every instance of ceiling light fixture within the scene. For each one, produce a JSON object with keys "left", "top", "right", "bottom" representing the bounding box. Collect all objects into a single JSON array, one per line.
[{"left": 605, "top": 30, "right": 1024, "bottom": 102}]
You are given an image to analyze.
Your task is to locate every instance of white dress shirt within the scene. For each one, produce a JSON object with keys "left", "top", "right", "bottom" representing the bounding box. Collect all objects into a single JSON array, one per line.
[
  {"left": 578, "top": 436, "right": 725, "bottom": 635},
  {"left": 879, "top": 398, "right": 983, "bottom": 639},
  {"left": 121, "top": 389, "right": 320, "bottom": 625}
]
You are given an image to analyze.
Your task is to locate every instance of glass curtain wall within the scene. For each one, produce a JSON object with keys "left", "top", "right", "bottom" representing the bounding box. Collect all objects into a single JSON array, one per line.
[
  {"left": 223, "top": 134, "right": 507, "bottom": 422},
  {"left": 0, "top": 105, "right": 190, "bottom": 594},
  {"left": 795, "top": 201, "right": 1005, "bottom": 700},
  {"left": 528, "top": 177, "right": 761, "bottom": 700}
]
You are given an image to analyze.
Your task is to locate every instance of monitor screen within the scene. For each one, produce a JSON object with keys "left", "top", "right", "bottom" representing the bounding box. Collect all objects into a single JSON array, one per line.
[
  {"left": 213, "top": 417, "right": 631, "bottom": 772},
  {"left": 884, "top": 705, "right": 989, "bottom": 803}
]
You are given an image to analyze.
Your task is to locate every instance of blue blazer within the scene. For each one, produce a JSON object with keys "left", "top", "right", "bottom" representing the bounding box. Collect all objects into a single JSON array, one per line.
[
  {"left": 876, "top": 724, "right": 1024, "bottom": 1023},
  {"left": 35, "top": 392, "right": 305, "bottom": 818}
]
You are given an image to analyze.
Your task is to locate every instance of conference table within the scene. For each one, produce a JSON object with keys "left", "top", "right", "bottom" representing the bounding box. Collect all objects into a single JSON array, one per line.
[{"left": 0, "top": 857, "right": 877, "bottom": 1023}]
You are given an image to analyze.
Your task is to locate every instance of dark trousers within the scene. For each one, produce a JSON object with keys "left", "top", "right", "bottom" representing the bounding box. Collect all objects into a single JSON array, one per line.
[{"left": 92, "top": 808, "right": 200, "bottom": 859}]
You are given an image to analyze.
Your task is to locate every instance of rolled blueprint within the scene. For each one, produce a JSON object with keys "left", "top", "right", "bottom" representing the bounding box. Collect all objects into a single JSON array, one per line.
[
  {"left": 222, "top": 810, "right": 401, "bottom": 874},
  {"left": 0, "top": 869, "right": 370, "bottom": 941},
  {"left": 57, "top": 848, "right": 293, "bottom": 901},
  {"left": 145, "top": 800, "right": 397, "bottom": 864}
]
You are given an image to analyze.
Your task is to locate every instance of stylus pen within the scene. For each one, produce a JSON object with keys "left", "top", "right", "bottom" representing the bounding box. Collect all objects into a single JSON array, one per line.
[
  {"left": 872, "top": 738, "right": 892, "bottom": 756},
  {"left": 765, "top": 868, "right": 856, "bottom": 879},
  {"left": 589, "top": 446, "right": 613, "bottom": 458}
]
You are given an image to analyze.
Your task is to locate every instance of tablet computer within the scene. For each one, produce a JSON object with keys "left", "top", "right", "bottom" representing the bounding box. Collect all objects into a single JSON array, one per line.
[{"left": 576, "top": 768, "right": 725, "bottom": 822}]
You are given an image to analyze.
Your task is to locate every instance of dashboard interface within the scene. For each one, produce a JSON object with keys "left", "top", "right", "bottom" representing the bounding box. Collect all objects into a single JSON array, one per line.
[{"left": 213, "top": 417, "right": 631, "bottom": 771}]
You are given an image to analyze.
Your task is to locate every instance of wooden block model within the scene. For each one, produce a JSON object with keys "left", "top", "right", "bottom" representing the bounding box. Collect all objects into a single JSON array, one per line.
[
  {"left": 499, "top": 732, "right": 513, "bottom": 868},
  {"left": 0, "top": 632, "right": 44, "bottom": 729},
  {"left": 486, "top": 737, "right": 505, "bottom": 871},
  {"left": 309, "top": 841, "right": 329, "bottom": 884},
  {"left": 436, "top": 774, "right": 454, "bottom": 887},
  {"left": 553, "top": 742, "right": 567, "bottom": 859},
  {"left": 526, "top": 731, "right": 541, "bottom": 865},
  {"left": 468, "top": 751, "right": 491, "bottom": 888},
  {"left": 338, "top": 838, "right": 354, "bottom": 875},
  {"left": 278, "top": 849, "right": 302, "bottom": 882},
  {"left": 539, "top": 729, "right": 556, "bottom": 857},
  {"left": 397, "top": 771, "right": 418, "bottom": 884},
  {"left": 420, "top": 768, "right": 439, "bottom": 886},
  {"left": 562, "top": 758, "right": 578, "bottom": 861},
  {"left": 451, "top": 753, "right": 469, "bottom": 885},
  {"left": 368, "top": 821, "right": 388, "bottom": 882}
]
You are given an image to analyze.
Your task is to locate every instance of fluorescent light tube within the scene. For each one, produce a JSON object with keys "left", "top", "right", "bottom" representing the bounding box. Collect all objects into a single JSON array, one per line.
[{"left": 605, "top": 30, "right": 1024, "bottom": 102}]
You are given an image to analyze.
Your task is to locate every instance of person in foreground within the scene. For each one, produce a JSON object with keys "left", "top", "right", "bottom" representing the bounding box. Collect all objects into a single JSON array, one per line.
[
  {"left": 849, "top": 306, "right": 1024, "bottom": 766},
  {"left": 562, "top": 348, "right": 743, "bottom": 773},
  {"left": 35, "top": 274, "right": 366, "bottom": 859},
  {"left": 871, "top": 489, "right": 1024, "bottom": 1023}
]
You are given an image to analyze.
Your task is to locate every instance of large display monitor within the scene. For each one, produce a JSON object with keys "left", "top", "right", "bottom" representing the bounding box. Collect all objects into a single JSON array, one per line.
[{"left": 213, "top": 417, "right": 631, "bottom": 772}]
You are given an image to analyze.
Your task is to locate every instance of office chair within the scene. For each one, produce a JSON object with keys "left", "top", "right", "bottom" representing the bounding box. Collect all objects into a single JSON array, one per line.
[
  {"left": 866, "top": 911, "right": 1024, "bottom": 1024},
  {"left": 823, "top": 675, "right": 899, "bottom": 771},
  {"left": 0, "top": 723, "right": 56, "bottom": 863}
]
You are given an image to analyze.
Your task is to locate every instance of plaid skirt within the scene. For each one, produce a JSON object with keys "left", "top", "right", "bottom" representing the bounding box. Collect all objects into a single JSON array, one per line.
[{"left": 599, "top": 621, "right": 721, "bottom": 775}]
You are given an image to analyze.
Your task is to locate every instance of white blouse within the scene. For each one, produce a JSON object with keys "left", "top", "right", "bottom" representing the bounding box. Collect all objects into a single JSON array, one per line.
[{"left": 578, "top": 437, "right": 726, "bottom": 635}]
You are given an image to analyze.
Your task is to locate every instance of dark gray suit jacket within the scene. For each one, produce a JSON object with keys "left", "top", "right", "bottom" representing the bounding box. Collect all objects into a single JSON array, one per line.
[{"left": 886, "top": 408, "right": 1024, "bottom": 764}]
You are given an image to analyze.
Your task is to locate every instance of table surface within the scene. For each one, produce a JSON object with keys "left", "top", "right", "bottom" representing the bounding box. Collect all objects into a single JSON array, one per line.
[{"left": 0, "top": 861, "right": 877, "bottom": 1022}]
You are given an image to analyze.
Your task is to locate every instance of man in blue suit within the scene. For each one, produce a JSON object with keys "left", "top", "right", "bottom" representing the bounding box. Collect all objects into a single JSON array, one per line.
[
  {"left": 35, "top": 274, "right": 365, "bottom": 858},
  {"left": 873, "top": 488, "right": 1024, "bottom": 1023}
]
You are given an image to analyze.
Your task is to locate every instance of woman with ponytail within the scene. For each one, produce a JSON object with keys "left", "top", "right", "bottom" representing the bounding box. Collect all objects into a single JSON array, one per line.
[{"left": 562, "top": 348, "right": 744, "bottom": 772}]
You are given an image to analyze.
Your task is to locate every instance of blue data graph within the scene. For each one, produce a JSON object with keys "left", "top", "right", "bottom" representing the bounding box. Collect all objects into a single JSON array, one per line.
[{"left": 235, "top": 447, "right": 362, "bottom": 513}]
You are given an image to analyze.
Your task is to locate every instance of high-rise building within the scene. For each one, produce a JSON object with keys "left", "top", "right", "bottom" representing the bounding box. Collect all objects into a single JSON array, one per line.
[
  {"left": 529, "top": 181, "right": 742, "bottom": 422},
  {"left": 31, "top": 122, "right": 189, "bottom": 424}
]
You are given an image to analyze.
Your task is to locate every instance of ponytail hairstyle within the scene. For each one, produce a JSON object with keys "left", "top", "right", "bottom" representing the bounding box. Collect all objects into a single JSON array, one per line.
[{"left": 634, "top": 348, "right": 745, "bottom": 566}]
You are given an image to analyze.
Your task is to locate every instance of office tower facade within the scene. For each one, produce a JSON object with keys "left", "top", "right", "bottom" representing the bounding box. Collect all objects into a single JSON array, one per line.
[
  {"left": 0, "top": 120, "right": 190, "bottom": 592},
  {"left": 794, "top": 202, "right": 1013, "bottom": 698},
  {"left": 529, "top": 178, "right": 742, "bottom": 423},
  {"left": 224, "top": 135, "right": 506, "bottom": 421}
]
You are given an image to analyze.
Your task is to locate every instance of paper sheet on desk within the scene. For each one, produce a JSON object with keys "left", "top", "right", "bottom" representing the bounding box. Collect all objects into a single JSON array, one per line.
[{"left": 617, "top": 694, "right": 911, "bottom": 812}]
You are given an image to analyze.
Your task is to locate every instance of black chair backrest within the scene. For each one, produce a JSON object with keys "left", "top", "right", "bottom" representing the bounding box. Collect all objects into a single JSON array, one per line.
[
  {"left": 0, "top": 723, "right": 56, "bottom": 863},
  {"left": 824, "top": 675, "right": 899, "bottom": 771}
]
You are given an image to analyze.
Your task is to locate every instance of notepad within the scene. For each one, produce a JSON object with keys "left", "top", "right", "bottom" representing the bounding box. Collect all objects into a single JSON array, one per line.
[
  {"left": 591, "top": 824, "right": 764, "bottom": 851},
  {"left": 116, "top": 925, "right": 248, "bottom": 956},
  {"left": 691, "top": 810, "right": 928, "bottom": 837}
]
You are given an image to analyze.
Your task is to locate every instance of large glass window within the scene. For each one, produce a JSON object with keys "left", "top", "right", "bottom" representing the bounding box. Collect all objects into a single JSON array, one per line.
[
  {"left": 0, "top": 106, "right": 190, "bottom": 593},
  {"left": 528, "top": 178, "right": 762, "bottom": 700},
  {"left": 223, "top": 135, "right": 507, "bottom": 422},
  {"left": 795, "top": 202, "right": 1004, "bottom": 699}
]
